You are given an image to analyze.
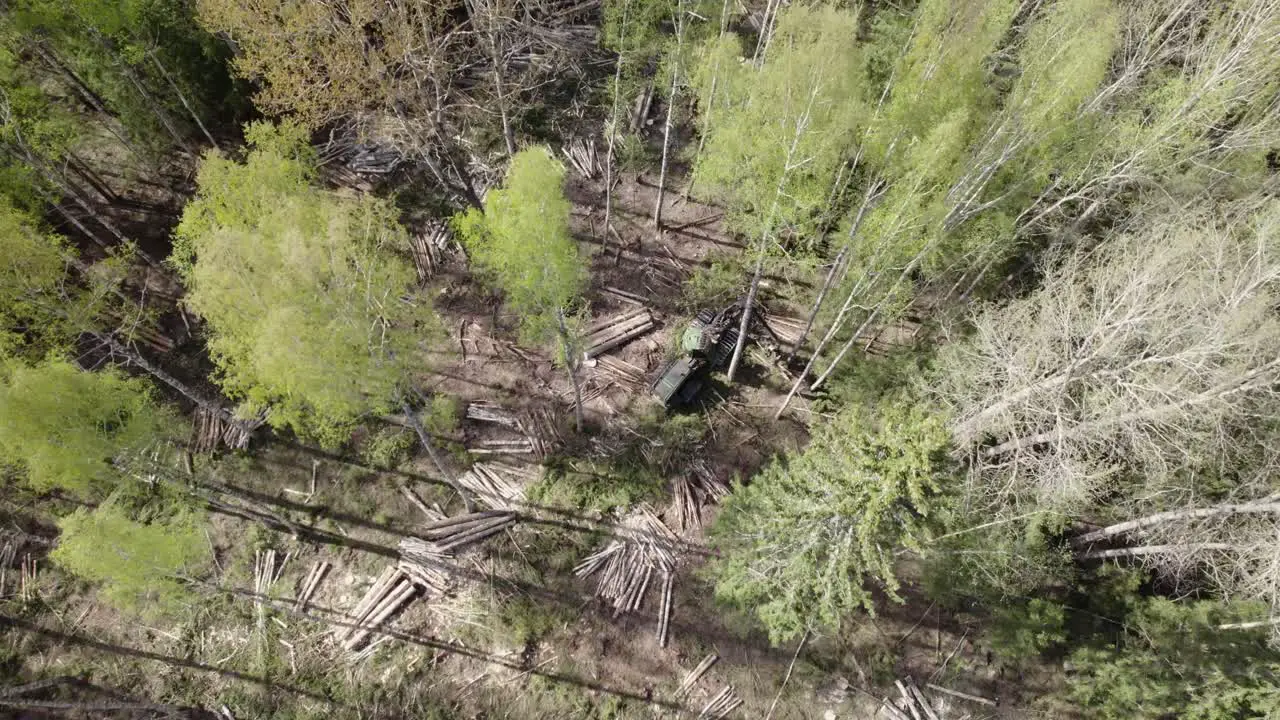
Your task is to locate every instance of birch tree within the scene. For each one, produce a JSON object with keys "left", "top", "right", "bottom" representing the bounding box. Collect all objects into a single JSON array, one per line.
[
  {"left": 691, "top": 4, "right": 864, "bottom": 381},
  {"left": 453, "top": 146, "right": 588, "bottom": 430},
  {"left": 173, "top": 121, "right": 435, "bottom": 444}
]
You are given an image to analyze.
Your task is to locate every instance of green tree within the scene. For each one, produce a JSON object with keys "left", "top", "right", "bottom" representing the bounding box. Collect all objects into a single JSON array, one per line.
[
  {"left": 453, "top": 146, "right": 587, "bottom": 429},
  {"left": 172, "top": 121, "right": 435, "bottom": 444},
  {"left": 52, "top": 499, "right": 208, "bottom": 617},
  {"left": 710, "top": 397, "right": 951, "bottom": 642},
  {"left": 0, "top": 357, "right": 172, "bottom": 497}
]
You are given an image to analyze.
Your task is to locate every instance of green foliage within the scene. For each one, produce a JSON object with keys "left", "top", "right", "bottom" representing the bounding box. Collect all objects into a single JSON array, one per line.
[
  {"left": 360, "top": 426, "right": 415, "bottom": 470},
  {"left": 530, "top": 460, "right": 664, "bottom": 515},
  {"left": 711, "top": 397, "right": 952, "bottom": 642},
  {"left": 52, "top": 499, "right": 209, "bottom": 617},
  {"left": 989, "top": 598, "right": 1066, "bottom": 661},
  {"left": 691, "top": 5, "right": 863, "bottom": 243},
  {"left": 0, "top": 202, "right": 71, "bottom": 355},
  {"left": 10, "top": 0, "right": 241, "bottom": 150},
  {"left": 453, "top": 146, "right": 586, "bottom": 351},
  {"left": 173, "top": 121, "right": 434, "bottom": 445},
  {"left": 1067, "top": 597, "right": 1280, "bottom": 719},
  {"left": 680, "top": 251, "right": 745, "bottom": 310},
  {"left": 0, "top": 357, "right": 172, "bottom": 496}
]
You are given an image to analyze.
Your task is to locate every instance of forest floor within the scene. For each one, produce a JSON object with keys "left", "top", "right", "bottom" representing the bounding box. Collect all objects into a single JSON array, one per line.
[{"left": 8, "top": 158, "right": 1052, "bottom": 719}]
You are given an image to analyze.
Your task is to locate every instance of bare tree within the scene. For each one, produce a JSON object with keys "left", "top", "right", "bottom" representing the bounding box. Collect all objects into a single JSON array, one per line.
[{"left": 935, "top": 196, "right": 1280, "bottom": 512}]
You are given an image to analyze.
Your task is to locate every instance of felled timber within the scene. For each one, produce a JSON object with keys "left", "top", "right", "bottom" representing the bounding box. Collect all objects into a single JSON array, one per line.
[
  {"left": 191, "top": 406, "right": 261, "bottom": 453},
  {"left": 456, "top": 462, "right": 527, "bottom": 510},
  {"left": 336, "top": 567, "right": 418, "bottom": 652},
  {"left": 409, "top": 223, "right": 450, "bottom": 284},
  {"left": 466, "top": 401, "right": 522, "bottom": 428},
  {"left": 697, "top": 686, "right": 742, "bottom": 719},
  {"left": 671, "top": 463, "right": 729, "bottom": 530},
  {"left": 594, "top": 354, "right": 646, "bottom": 387}
]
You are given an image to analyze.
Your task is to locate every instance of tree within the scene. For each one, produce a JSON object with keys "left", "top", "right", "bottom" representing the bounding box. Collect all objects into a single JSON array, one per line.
[
  {"left": 52, "top": 499, "right": 208, "bottom": 617},
  {"left": 710, "top": 397, "right": 951, "bottom": 642},
  {"left": 172, "top": 121, "right": 435, "bottom": 444},
  {"left": 0, "top": 357, "right": 172, "bottom": 497},
  {"left": 690, "top": 4, "right": 865, "bottom": 380},
  {"left": 453, "top": 146, "right": 588, "bottom": 430}
]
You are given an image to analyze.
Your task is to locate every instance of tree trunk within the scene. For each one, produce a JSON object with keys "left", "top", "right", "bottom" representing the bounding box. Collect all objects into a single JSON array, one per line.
[
  {"left": 402, "top": 398, "right": 476, "bottom": 512},
  {"left": 603, "top": 0, "right": 630, "bottom": 244},
  {"left": 652, "top": 0, "right": 684, "bottom": 230},
  {"left": 1072, "top": 501, "right": 1280, "bottom": 547},
  {"left": 95, "top": 332, "right": 235, "bottom": 421},
  {"left": 1078, "top": 543, "right": 1236, "bottom": 561},
  {"left": 66, "top": 153, "right": 118, "bottom": 204},
  {"left": 116, "top": 58, "right": 194, "bottom": 156},
  {"left": 726, "top": 243, "right": 765, "bottom": 382},
  {"left": 557, "top": 308, "right": 585, "bottom": 432},
  {"left": 31, "top": 43, "right": 141, "bottom": 157},
  {"left": 147, "top": 48, "right": 219, "bottom": 150}
]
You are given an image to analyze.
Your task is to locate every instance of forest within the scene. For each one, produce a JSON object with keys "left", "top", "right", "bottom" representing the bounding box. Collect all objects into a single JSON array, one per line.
[{"left": 1, "top": 0, "right": 1279, "bottom": 716}]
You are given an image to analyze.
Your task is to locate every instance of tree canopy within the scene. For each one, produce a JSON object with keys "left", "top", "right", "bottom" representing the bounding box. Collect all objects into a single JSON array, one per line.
[{"left": 173, "top": 121, "right": 434, "bottom": 443}]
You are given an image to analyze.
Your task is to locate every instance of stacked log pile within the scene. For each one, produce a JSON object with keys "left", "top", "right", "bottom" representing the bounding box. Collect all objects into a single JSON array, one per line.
[
  {"left": 413, "top": 510, "right": 518, "bottom": 556},
  {"left": 335, "top": 567, "right": 418, "bottom": 652},
  {"left": 465, "top": 402, "right": 562, "bottom": 459},
  {"left": 191, "top": 407, "right": 261, "bottom": 453},
  {"left": 674, "top": 654, "right": 718, "bottom": 700},
  {"left": 584, "top": 309, "right": 655, "bottom": 359},
  {"left": 561, "top": 138, "right": 600, "bottom": 178},
  {"left": 466, "top": 401, "right": 521, "bottom": 428},
  {"left": 574, "top": 509, "right": 679, "bottom": 644},
  {"left": 670, "top": 462, "right": 729, "bottom": 530},
  {"left": 762, "top": 313, "right": 806, "bottom": 349},
  {"left": 592, "top": 355, "right": 647, "bottom": 389}
]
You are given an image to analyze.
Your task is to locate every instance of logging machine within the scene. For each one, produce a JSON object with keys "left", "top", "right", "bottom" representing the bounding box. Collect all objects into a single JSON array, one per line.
[{"left": 651, "top": 303, "right": 743, "bottom": 407}]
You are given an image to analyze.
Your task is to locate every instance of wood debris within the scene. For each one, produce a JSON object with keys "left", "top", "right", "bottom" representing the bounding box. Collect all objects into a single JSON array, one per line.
[
  {"left": 401, "top": 484, "right": 446, "bottom": 522},
  {"left": 574, "top": 509, "right": 678, "bottom": 623},
  {"left": 584, "top": 308, "right": 656, "bottom": 359},
  {"left": 697, "top": 685, "right": 742, "bottom": 719},
  {"left": 561, "top": 137, "right": 600, "bottom": 178},
  {"left": 191, "top": 406, "right": 261, "bottom": 453},
  {"left": 336, "top": 567, "right": 418, "bottom": 652},
  {"left": 294, "top": 560, "right": 330, "bottom": 611},
  {"left": 674, "top": 654, "right": 719, "bottom": 699},
  {"left": 602, "top": 285, "right": 647, "bottom": 306},
  {"left": 456, "top": 462, "right": 527, "bottom": 510}
]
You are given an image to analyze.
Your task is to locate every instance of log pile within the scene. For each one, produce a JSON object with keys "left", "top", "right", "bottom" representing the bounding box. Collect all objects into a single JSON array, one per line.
[
  {"left": 253, "top": 549, "right": 289, "bottom": 631},
  {"left": 561, "top": 137, "right": 600, "bottom": 178},
  {"left": 413, "top": 510, "right": 518, "bottom": 556},
  {"left": 465, "top": 403, "right": 562, "bottom": 459},
  {"left": 294, "top": 561, "right": 330, "bottom": 611},
  {"left": 574, "top": 509, "right": 678, "bottom": 637},
  {"left": 630, "top": 80, "right": 655, "bottom": 132},
  {"left": 697, "top": 686, "right": 742, "bottom": 719},
  {"left": 191, "top": 407, "right": 260, "bottom": 453},
  {"left": 518, "top": 408, "right": 564, "bottom": 457},
  {"left": 670, "top": 463, "right": 729, "bottom": 530},
  {"left": 456, "top": 462, "right": 527, "bottom": 510},
  {"left": 584, "top": 308, "right": 655, "bottom": 359},
  {"left": 409, "top": 223, "right": 451, "bottom": 284},
  {"left": 881, "top": 677, "right": 953, "bottom": 720},
  {"left": 602, "top": 286, "right": 647, "bottom": 306},
  {"left": 469, "top": 438, "right": 536, "bottom": 455},
  {"left": 336, "top": 567, "right": 418, "bottom": 652}
]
